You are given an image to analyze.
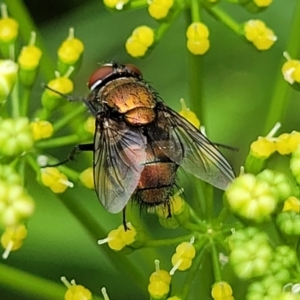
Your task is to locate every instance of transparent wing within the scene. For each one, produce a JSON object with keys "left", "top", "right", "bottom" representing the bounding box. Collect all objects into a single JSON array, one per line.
[
  {"left": 93, "top": 117, "right": 146, "bottom": 213},
  {"left": 147, "top": 103, "right": 235, "bottom": 190}
]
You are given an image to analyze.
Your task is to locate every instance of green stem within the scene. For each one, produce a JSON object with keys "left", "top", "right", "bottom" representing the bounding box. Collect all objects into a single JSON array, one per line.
[
  {"left": 210, "top": 239, "right": 222, "bottom": 282},
  {"left": 35, "top": 134, "right": 81, "bottom": 149},
  {"left": 53, "top": 104, "right": 87, "bottom": 132},
  {"left": 20, "top": 86, "right": 31, "bottom": 116},
  {"left": 0, "top": 263, "right": 105, "bottom": 300},
  {"left": 5, "top": 0, "right": 54, "bottom": 81},
  {"left": 180, "top": 239, "right": 208, "bottom": 299},
  {"left": 127, "top": 0, "right": 148, "bottom": 9},
  {"left": 203, "top": 3, "right": 243, "bottom": 35},
  {"left": 143, "top": 233, "right": 195, "bottom": 248},
  {"left": 11, "top": 78, "right": 20, "bottom": 118},
  {"left": 263, "top": 1, "right": 300, "bottom": 134},
  {"left": 190, "top": 0, "right": 201, "bottom": 22},
  {"left": 56, "top": 190, "right": 147, "bottom": 293}
]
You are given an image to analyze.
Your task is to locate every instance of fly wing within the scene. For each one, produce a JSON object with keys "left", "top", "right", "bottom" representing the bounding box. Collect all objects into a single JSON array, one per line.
[
  {"left": 93, "top": 117, "right": 146, "bottom": 213},
  {"left": 147, "top": 103, "right": 235, "bottom": 190}
]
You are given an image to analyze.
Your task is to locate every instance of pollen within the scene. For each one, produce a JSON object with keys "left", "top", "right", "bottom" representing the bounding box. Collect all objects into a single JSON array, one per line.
[
  {"left": 125, "top": 26, "right": 155, "bottom": 58},
  {"left": 244, "top": 19, "right": 277, "bottom": 50},
  {"left": 186, "top": 22, "right": 210, "bottom": 55},
  {"left": 30, "top": 119, "right": 53, "bottom": 141},
  {"left": 41, "top": 167, "right": 73, "bottom": 193},
  {"left": 1, "top": 224, "right": 27, "bottom": 259},
  {"left": 211, "top": 281, "right": 234, "bottom": 300}
]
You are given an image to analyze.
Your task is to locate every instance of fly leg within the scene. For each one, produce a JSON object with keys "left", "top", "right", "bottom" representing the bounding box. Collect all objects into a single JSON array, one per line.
[
  {"left": 122, "top": 207, "right": 129, "bottom": 231},
  {"left": 43, "top": 143, "right": 94, "bottom": 167}
]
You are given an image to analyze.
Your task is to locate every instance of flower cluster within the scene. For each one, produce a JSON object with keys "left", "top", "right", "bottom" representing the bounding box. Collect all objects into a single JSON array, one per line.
[
  {"left": 0, "top": 4, "right": 90, "bottom": 259},
  {"left": 103, "top": 0, "right": 276, "bottom": 57}
]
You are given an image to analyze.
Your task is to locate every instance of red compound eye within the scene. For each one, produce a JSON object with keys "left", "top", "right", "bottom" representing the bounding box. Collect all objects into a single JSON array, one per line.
[
  {"left": 88, "top": 65, "right": 114, "bottom": 90},
  {"left": 125, "top": 64, "right": 142, "bottom": 77}
]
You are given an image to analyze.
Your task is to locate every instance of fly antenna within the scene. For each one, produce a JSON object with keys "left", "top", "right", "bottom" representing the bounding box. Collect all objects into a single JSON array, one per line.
[{"left": 42, "top": 83, "right": 85, "bottom": 102}]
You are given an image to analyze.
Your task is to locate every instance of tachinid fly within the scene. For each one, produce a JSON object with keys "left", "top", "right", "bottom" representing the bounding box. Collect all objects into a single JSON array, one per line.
[{"left": 75, "top": 62, "right": 236, "bottom": 215}]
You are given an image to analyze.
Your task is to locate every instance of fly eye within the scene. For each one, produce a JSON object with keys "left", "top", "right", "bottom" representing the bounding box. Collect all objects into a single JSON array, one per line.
[
  {"left": 88, "top": 65, "right": 114, "bottom": 90},
  {"left": 125, "top": 64, "right": 142, "bottom": 77}
]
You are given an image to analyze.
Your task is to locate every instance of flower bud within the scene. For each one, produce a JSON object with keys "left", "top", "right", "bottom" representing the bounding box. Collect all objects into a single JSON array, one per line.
[
  {"left": 0, "top": 118, "right": 33, "bottom": 156},
  {"left": 276, "top": 211, "right": 300, "bottom": 236},
  {"left": 79, "top": 167, "right": 94, "bottom": 189},
  {"left": 0, "top": 164, "right": 21, "bottom": 184},
  {"left": 186, "top": 22, "right": 210, "bottom": 55},
  {"left": 41, "top": 76, "right": 73, "bottom": 111},
  {"left": 0, "top": 59, "right": 18, "bottom": 104},
  {"left": 103, "top": 0, "right": 129, "bottom": 10},
  {"left": 230, "top": 240, "right": 272, "bottom": 279},
  {"left": 148, "top": 0, "right": 174, "bottom": 20},
  {"left": 290, "top": 146, "right": 300, "bottom": 186},
  {"left": 244, "top": 20, "right": 277, "bottom": 50},
  {"left": 1, "top": 224, "right": 27, "bottom": 259},
  {"left": 211, "top": 281, "right": 234, "bottom": 300},
  {"left": 0, "top": 182, "right": 35, "bottom": 227},
  {"left": 256, "top": 169, "right": 295, "bottom": 203},
  {"left": 57, "top": 28, "right": 84, "bottom": 75},
  {"left": 225, "top": 173, "right": 277, "bottom": 222},
  {"left": 125, "top": 26, "right": 155, "bottom": 58},
  {"left": 178, "top": 98, "right": 200, "bottom": 128},
  {"left": 62, "top": 277, "right": 92, "bottom": 300},
  {"left": 30, "top": 119, "right": 53, "bottom": 141},
  {"left": 41, "top": 167, "right": 73, "bottom": 193}
]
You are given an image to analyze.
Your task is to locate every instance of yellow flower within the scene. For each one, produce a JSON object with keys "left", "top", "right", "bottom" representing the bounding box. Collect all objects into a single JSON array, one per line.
[
  {"left": 98, "top": 223, "right": 137, "bottom": 251},
  {"left": 170, "top": 238, "right": 196, "bottom": 274},
  {"left": 211, "top": 281, "right": 234, "bottom": 300},
  {"left": 30, "top": 120, "right": 53, "bottom": 141},
  {"left": 148, "top": 0, "right": 174, "bottom": 20},
  {"left": 186, "top": 22, "right": 210, "bottom": 55},
  {"left": 1, "top": 224, "right": 27, "bottom": 259},
  {"left": 79, "top": 167, "right": 94, "bottom": 189},
  {"left": 41, "top": 167, "right": 73, "bottom": 193},
  {"left": 125, "top": 26, "right": 155, "bottom": 58},
  {"left": 244, "top": 20, "right": 277, "bottom": 50},
  {"left": 61, "top": 277, "right": 92, "bottom": 300},
  {"left": 178, "top": 98, "right": 200, "bottom": 128}
]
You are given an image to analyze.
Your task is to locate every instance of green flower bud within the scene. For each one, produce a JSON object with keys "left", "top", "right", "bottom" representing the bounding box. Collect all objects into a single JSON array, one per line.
[
  {"left": 272, "top": 245, "right": 297, "bottom": 270},
  {"left": 0, "top": 118, "right": 34, "bottom": 157},
  {"left": 0, "top": 182, "right": 35, "bottom": 226},
  {"left": 256, "top": 169, "right": 296, "bottom": 203},
  {"left": 228, "top": 227, "right": 269, "bottom": 250},
  {"left": 0, "top": 164, "right": 21, "bottom": 184},
  {"left": 225, "top": 173, "right": 277, "bottom": 222},
  {"left": 230, "top": 240, "right": 272, "bottom": 279},
  {"left": 276, "top": 211, "right": 300, "bottom": 236},
  {"left": 0, "top": 59, "right": 18, "bottom": 104},
  {"left": 246, "top": 278, "right": 282, "bottom": 300}
]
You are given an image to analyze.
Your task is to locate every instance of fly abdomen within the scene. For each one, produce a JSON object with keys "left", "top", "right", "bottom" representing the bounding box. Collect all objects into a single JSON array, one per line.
[{"left": 136, "top": 161, "right": 178, "bottom": 206}]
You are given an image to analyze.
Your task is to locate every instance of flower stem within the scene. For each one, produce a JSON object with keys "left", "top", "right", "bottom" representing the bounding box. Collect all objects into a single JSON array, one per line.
[
  {"left": 143, "top": 234, "right": 195, "bottom": 248},
  {"left": 210, "top": 239, "right": 222, "bottom": 282},
  {"left": 5, "top": 0, "right": 54, "bottom": 81},
  {"left": 263, "top": 0, "right": 300, "bottom": 134},
  {"left": 35, "top": 134, "right": 81, "bottom": 149},
  {"left": 56, "top": 190, "right": 148, "bottom": 294}
]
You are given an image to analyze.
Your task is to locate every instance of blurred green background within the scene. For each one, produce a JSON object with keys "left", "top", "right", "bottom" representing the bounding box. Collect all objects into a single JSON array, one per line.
[{"left": 2, "top": 0, "right": 300, "bottom": 299}]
